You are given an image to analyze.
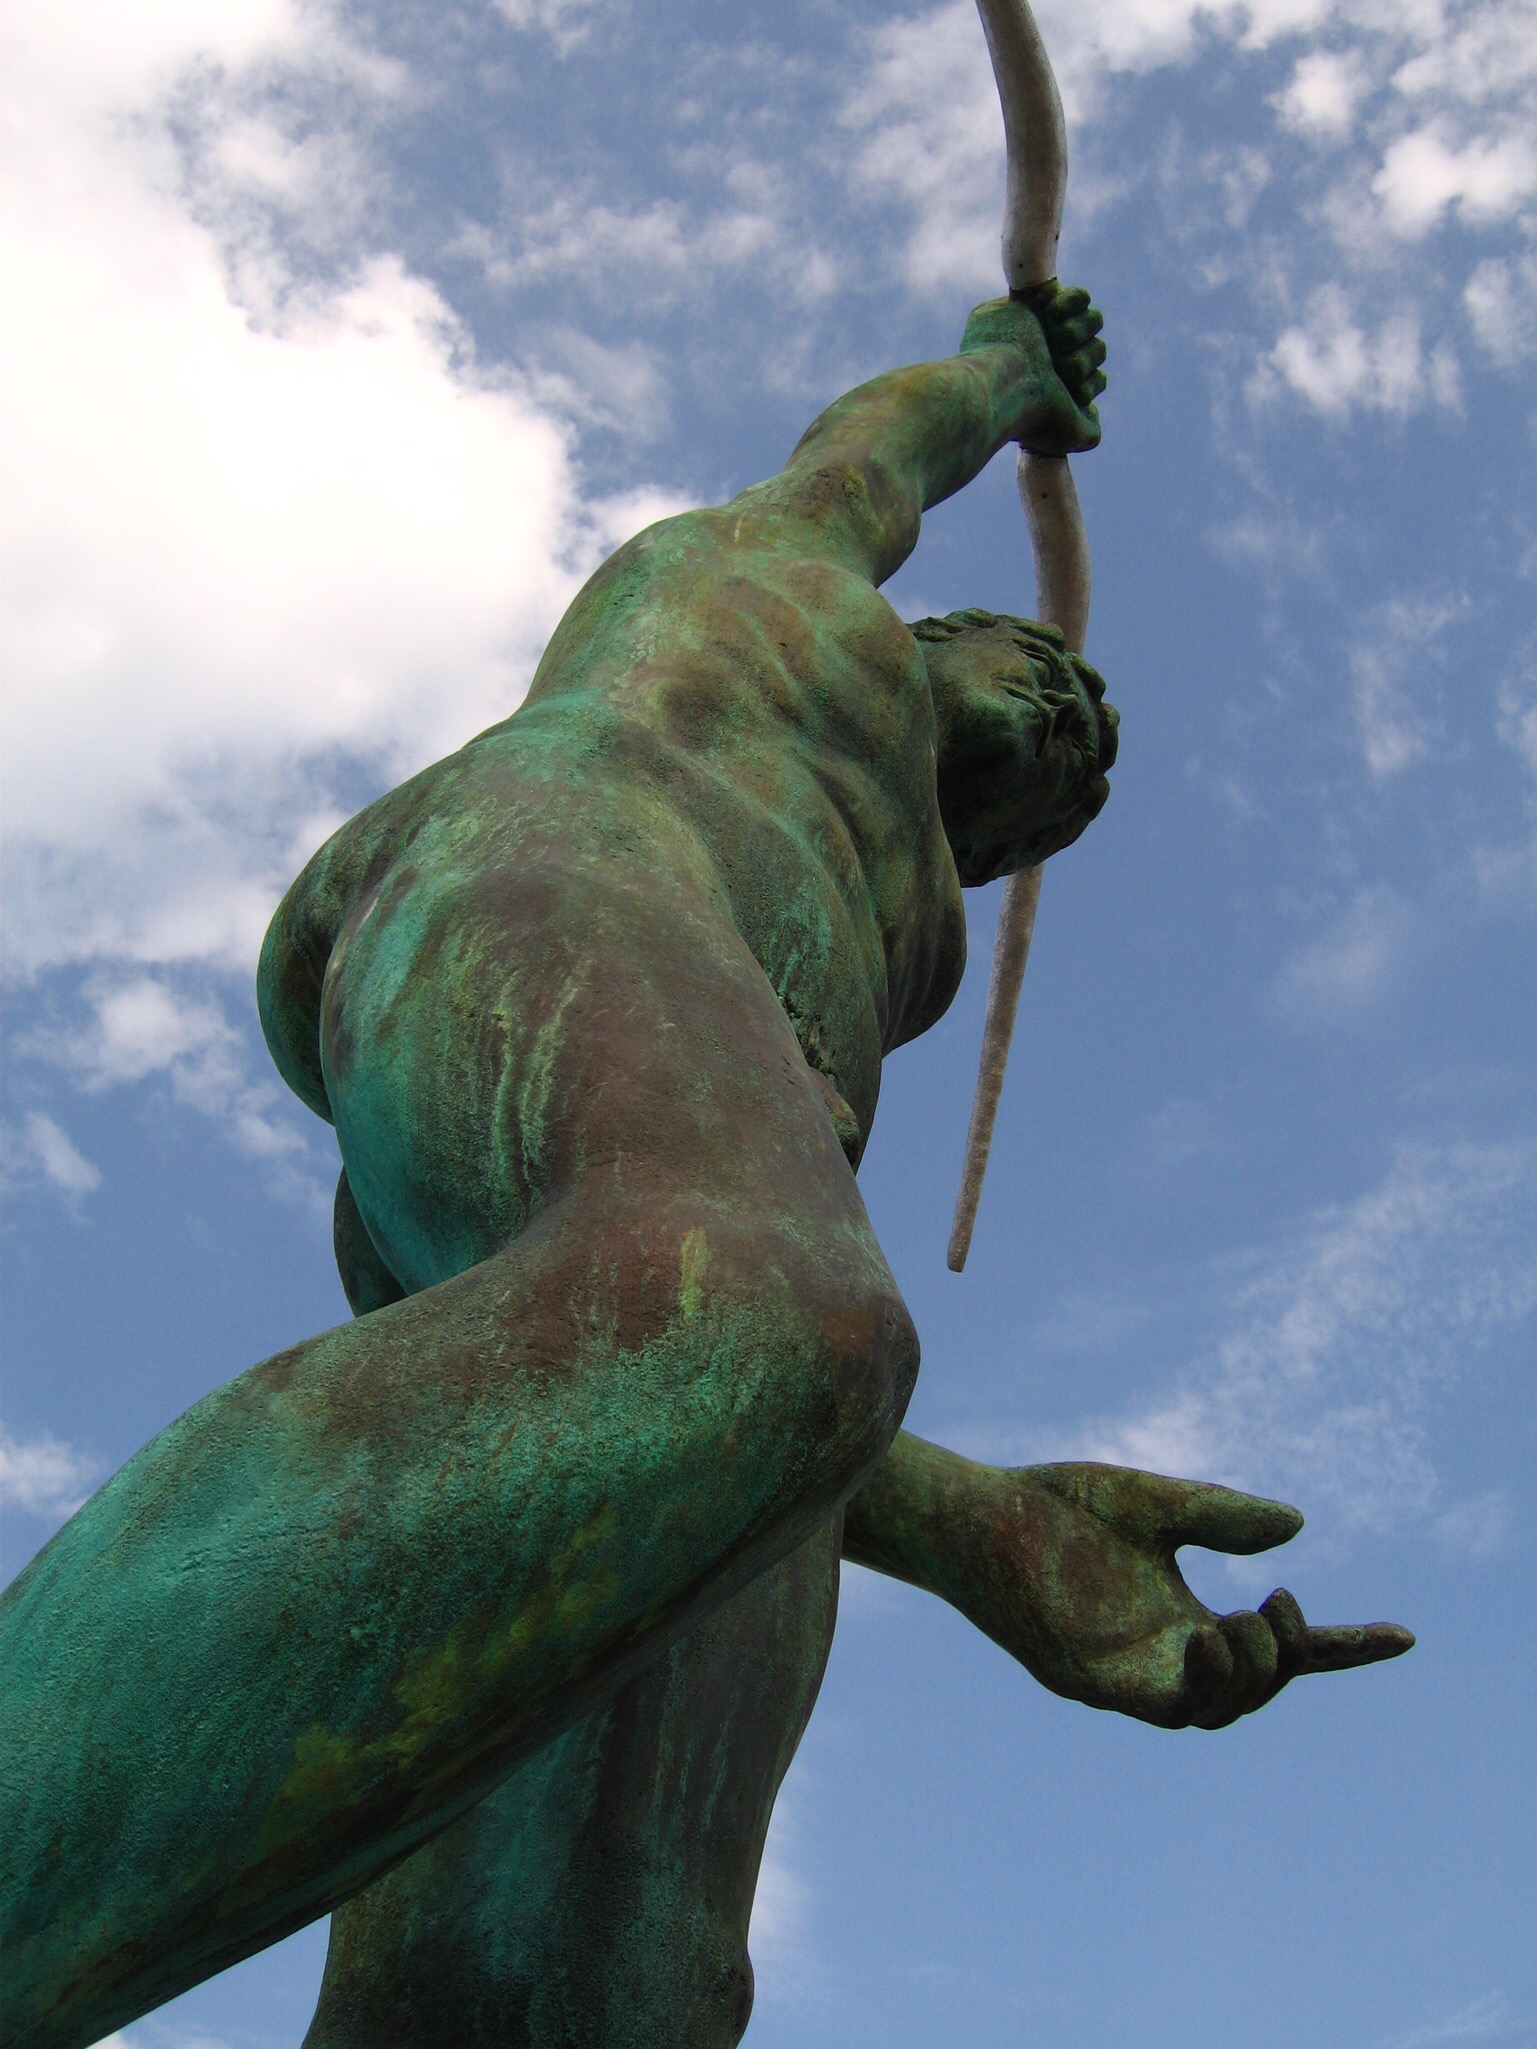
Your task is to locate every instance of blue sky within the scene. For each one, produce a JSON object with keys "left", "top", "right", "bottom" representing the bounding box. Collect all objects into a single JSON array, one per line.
[{"left": 2, "top": 0, "right": 1534, "bottom": 2044}]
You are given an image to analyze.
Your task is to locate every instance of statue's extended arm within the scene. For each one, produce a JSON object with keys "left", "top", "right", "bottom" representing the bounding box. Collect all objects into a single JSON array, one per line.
[
  {"left": 741, "top": 284, "right": 1105, "bottom": 587},
  {"left": 331, "top": 1172, "right": 1409, "bottom": 1732},
  {"left": 842, "top": 1431, "right": 1414, "bottom": 1729}
]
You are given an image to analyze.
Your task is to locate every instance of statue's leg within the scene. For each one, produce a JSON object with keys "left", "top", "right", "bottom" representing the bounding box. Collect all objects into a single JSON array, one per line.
[
  {"left": 0, "top": 870, "right": 915, "bottom": 2049},
  {"left": 310, "top": 1176, "right": 833, "bottom": 2049},
  {"left": 303, "top": 1518, "right": 839, "bottom": 2049}
]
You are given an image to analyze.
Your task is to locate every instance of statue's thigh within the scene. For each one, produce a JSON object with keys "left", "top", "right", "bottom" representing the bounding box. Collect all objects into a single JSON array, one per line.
[{"left": 302, "top": 1519, "right": 842, "bottom": 2049}]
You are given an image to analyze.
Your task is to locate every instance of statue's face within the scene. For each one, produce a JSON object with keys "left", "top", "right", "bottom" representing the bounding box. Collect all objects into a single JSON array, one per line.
[{"left": 920, "top": 619, "right": 1118, "bottom": 887}]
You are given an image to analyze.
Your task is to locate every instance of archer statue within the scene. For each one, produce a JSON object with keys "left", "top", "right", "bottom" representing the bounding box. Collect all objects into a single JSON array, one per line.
[{"left": 0, "top": 285, "right": 1412, "bottom": 2049}]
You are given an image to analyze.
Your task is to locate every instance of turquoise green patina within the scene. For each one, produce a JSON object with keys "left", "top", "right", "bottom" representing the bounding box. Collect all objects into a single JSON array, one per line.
[{"left": 0, "top": 289, "right": 1410, "bottom": 2049}]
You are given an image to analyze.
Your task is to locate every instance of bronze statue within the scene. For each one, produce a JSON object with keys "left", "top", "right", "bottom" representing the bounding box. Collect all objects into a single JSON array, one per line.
[{"left": 0, "top": 281, "right": 1411, "bottom": 2049}]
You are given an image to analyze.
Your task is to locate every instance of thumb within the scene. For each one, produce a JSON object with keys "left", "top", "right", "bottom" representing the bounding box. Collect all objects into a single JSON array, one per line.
[{"left": 1162, "top": 1478, "right": 1303, "bottom": 1556}]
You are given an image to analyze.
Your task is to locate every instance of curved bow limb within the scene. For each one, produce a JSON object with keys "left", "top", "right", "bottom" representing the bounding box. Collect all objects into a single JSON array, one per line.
[{"left": 947, "top": 0, "right": 1092, "bottom": 1272}]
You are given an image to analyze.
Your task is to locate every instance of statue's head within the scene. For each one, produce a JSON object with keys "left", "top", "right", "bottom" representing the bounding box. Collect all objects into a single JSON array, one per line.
[{"left": 911, "top": 608, "right": 1119, "bottom": 887}]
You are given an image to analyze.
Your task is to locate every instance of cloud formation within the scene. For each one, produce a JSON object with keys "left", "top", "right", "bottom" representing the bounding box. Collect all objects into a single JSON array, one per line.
[
  {"left": 842, "top": 0, "right": 1536, "bottom": 420},
  {"left": 747, "top": 1773, "right": 826, "bottom": 2011},
  {"left": 4, "top": 0, "right": 1529, "bottom": 1195},
  {"left": 973, "top": 1142, "right": 1536, "bottom": 1551},
  {"left": 39, "top": 976, "right": 320, "bottom": 1174},
  {"left": 1374, "top": 1990, "right": 1520, "bottom": 2049},
  {"left": 1, "top": 1431, "right": 104, "bottom": 1523},
  {"left": 1272, "top": 885, "right": 1419, "bottom": 1022},
  {"left": 2, "top": 0, "right": 672, "bottom": 995},
  {"left": 3, "top": 1114, "right": 103, "bottom": 1203}
]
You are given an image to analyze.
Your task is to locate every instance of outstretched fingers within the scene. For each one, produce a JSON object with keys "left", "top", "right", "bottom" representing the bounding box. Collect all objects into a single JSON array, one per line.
[
  {"left": 1298, "top": 1619, "right": 1417, "bottom": 1671},
  {"left": 1259, "top": 1589, "right": 1415, "bottom": 1675},
  {"left": 1184, "top": 1587, "right": 1415, "bottom": 1728}
]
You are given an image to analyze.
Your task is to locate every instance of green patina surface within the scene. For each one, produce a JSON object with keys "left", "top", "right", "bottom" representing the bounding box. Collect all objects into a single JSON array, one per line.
[{"left": 0, "top": 289, "right": 1408, "bottom": 2049}]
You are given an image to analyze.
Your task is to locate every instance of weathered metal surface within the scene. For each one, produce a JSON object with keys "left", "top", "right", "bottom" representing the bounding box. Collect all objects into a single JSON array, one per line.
[
  {"left": 1, "top": 295, "right": 1127, "bottom": 2049},
  {"left": 0, "top": 282, "right": 1411, "bottom": 2049},
  {"left": 305, "top": 1520, "right": 841, "bottom": 2049}
]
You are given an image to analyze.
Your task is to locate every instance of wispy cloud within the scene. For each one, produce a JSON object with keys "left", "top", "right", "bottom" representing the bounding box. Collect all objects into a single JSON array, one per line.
[
  {"left": 1254, "top": 291, "right": 1462, "bottom": 420},
  {"left": 1, "top": 1430, "right": 104, "bottom": 1522},
  {"left": 842, "top": 2, "right": 999, "bottom": 293},
  {"left": 1347, "top": 596, "right": 1463, "bottom": 781},
  {"left": 964, "top": 1142, "right": 1537, "bottom": 1551},
  {"left": 463, "top": 191, "right": 787, "bottom": 301},
  {"left": 1272, "top": 884, "right": 1419, "bottom": 1024},
  {"left": 33, "top": 976, "right": 310, "bottom": 1169},
  {"left": 1496, "top": 657, "right": 1537, "bottom": 787},
  {"left": 1465, "top": 253, "right": 1537, "bottom": 364},
  {"left": 748, "top": 1774, "right": 826, "bottom": 2011},
  {"left": 843, "top": 0, "right": 1535, "bottom": 418},
  {"left": 1373, "top": 1990, "right": 1523, "bottom": 2048},
  {"left": 491, "top": 0, "right": 606, "bottom": 53},
  {"left": 3, "top": 1112, "right": 103, "bottom": 1203},
  {"left": 1433, "top": 1490, "right": 1513, "bottom": 1562}
]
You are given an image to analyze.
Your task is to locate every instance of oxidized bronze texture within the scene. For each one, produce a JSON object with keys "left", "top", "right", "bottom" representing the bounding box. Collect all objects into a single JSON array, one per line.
[{"left": 0, "top": 292, "right": 1408, "bottom": 2049}]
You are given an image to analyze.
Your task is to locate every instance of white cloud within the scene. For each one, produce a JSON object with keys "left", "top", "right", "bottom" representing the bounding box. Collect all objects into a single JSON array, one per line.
[
  {"left": 1046, "top": 1142, "right": 1537, "bottom": 1543},
  {"left": 0, "top": 1430, "right": 104, "bottom": 1521},
  {"left": 64, "top": 978, "right": 246, "bottom": 1089},
  {"left": 35, "top": 975, "right": 313, "bottom": 1168},
  {"left": 1374, "top": 1991, "right": 1519, "bottom": 2049},
  {"left": 1273, "top": 884, "right": 1418, "bottom": 1021},
  {"left": 1465, "top": 253, "right": 1537, "bottom": 364},
  {"left": 1345, "top": 594, "right": 1460, "bottom": 780},
  {"left": 1258, "top": 289, "right": 1461, "bottom": 419},
  {"left": 1393, "top": 0, "right": 1537, "bottom": 108},
  {"left": 7, "top": 1112, "right": 104, "bottom": 1200},
  {"left": 0, "top": 0, "right": 668, "bottom": 993},
  {"left": 748, "top": 1775, "right": 824, "bottom": 2010},
  {"left": 1273, "top": 50, "right": 1372, "bottom": 140},
  {"left": 1374, "top": 125, "right": 1537, "bottom": 236}
]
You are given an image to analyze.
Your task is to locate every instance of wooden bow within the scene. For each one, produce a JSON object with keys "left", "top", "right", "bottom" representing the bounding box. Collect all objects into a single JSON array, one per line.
[{"left": 947, "top": 0, "right": 1092, "bottom": 1272}]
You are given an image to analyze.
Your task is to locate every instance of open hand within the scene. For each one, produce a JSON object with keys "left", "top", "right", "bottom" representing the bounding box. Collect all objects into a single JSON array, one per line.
[{"left": 963, "top": 1462, "right": 1414, "bottom": 1730}]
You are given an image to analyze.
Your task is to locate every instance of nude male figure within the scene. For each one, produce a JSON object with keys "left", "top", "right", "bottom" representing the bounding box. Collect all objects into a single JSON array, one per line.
[{"left": 0, "top": 286, "right": 1409, "bottom": 2049}]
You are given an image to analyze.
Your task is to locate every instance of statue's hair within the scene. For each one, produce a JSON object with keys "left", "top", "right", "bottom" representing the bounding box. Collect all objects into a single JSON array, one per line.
[
  {"left": 909, "top": 610, "right": 1106, "bottom": 712},
  {"left": 908, "top": 607, "right": 1068, "bottom": 655}
]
